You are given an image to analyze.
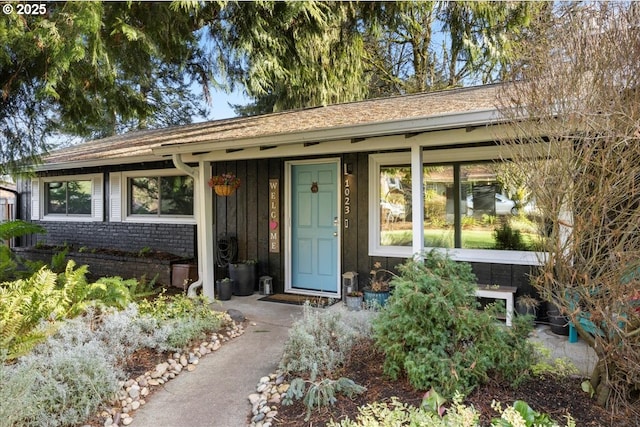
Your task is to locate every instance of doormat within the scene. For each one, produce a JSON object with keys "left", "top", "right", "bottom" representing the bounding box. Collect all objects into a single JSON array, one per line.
[{"left": 258, "top": 293, "right": 340, "bottom": 308}]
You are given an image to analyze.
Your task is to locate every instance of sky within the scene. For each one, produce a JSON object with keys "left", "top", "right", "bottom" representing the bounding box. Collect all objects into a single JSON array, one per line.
[{"left": 203, "top": 87, "right": 250, "bottom": 121}]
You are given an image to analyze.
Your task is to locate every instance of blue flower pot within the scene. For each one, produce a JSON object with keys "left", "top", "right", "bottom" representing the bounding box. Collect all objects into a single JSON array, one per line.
[{"left": 363, "top": 289, "right": 390, "bottom": 308}]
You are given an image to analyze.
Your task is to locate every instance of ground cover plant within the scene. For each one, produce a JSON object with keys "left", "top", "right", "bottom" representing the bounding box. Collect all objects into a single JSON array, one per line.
[
  {"left": 279, "top": 303, "right": 376, "bottom": 421},
  {"left": 0, "top": 251, "right": 228, "bottom": 427},
  {"left": 0, "top": 260, "right": 156, "bottom": 359}
]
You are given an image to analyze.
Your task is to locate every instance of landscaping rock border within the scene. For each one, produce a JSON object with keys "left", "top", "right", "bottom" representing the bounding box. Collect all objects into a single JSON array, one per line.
[
  {"left": 248, "top": 371, "right": 288, "bottom": 427},
  {"left": 87, "top": 314, "right": 245, "bottom": 427}
]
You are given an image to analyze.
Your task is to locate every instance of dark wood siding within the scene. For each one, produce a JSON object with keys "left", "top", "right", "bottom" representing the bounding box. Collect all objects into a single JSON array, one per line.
[
  {"left": 210, "top": 154, "right": 535, "bottom": 295},
  {"left": 212, "top": 159, "right": 284, "bottom": 291}
]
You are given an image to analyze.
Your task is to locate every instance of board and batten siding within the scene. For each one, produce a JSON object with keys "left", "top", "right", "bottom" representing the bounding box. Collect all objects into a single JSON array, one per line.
[
  {"left": 211, "top": 153, "right": 534, "bottom": 296},
  {"left": 212, "top": 153, "right": 395, "bottom": 294}
]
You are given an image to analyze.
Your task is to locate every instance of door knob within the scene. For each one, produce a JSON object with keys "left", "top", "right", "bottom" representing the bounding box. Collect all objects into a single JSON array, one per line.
[
  {"left": 333, "top": 217, "right": 338, "bottom": 226},
  {"left": 333, "top": 232, "right": 338, "bottom": 236}
]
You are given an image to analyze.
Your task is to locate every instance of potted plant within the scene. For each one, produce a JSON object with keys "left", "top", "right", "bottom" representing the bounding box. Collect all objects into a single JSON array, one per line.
[
  {"left": 363, "top": 262, "right": 398, "bottom": 308},
  {"left": 547, "top": 299, "right": 570, "bottom": 336},
  {"left": 208, "top": 172, "right": 241, "bottom": 196},
  {"left": 516, "top": 294, "right": 539, "bottom": 321},
  {"left": 228, "top": 259, "right": 257, "bottom": 296},
  {"left": 216, "top": 277, "right": 233, "bottom": 301},
  {"left": 345, "top": 291, "right": 363, "bottom": 311}
]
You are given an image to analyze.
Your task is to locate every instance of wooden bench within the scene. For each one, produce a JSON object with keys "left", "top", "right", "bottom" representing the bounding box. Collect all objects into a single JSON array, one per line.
[{"left": 475, "top": 285, "right": 517, "bottom": 326}]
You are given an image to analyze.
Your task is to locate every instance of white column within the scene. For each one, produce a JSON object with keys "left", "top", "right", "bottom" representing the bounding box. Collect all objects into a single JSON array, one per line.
[
  {"left": 411, "top": 143, "right": 424, "bottom": 258},
  {"left": 197, "top": 161, "right": 215, "bottom": 300}
]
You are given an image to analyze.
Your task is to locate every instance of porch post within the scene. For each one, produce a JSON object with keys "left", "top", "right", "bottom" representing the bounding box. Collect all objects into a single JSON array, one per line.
[
  {"left": 411, "top": 143, "right": 424, "bottom": 258},
  {"left": 197, "top": 161, "right": 215, "bottom": 300}
]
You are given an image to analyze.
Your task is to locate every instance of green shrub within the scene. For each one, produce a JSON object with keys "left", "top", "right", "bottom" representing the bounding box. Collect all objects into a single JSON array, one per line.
[
  {"left": 424, "top": 189, "right": 446, "bottom": 222},
  {"left": 0, "top": 220, "right": 47, "bottom": 282},
  {"left": 461, "top": 215, "right": 478, "bottom": 228},
  {"left": 138, "top": 292, "right": 225, "bottom": 351},
  {"left": 372, "top": 250, "right": 535, "bottom": 398},
  {"left": 482, "top": 214, "right": 497, "bottom": 226},
  {"left": 494, "top": 223, "right": 526, "bottom": 250}
]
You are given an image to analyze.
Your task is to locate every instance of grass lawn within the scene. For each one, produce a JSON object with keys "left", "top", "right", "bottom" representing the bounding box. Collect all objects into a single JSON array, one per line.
[{"left": 381, "top": 228, "right": 540, "bottom": 250}]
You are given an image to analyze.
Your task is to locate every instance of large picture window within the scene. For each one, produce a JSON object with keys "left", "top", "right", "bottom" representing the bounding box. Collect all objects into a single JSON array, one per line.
[
  {"left": 128, "top": 175, "right": 193, "bottom": 217},
  {"left": 45, "top": 180, "right": 92, "bottom": 216},
  {"left": 370, "top": 152, "right": 542, "bottom": 263}
]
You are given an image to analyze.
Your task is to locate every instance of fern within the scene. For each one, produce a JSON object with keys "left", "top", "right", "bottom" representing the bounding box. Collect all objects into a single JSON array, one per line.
[
  {"left": 0, "top": 220, "right": 45, "bottom": 242},
  {"left": 0, "top": 268, "right": 64, "bottom": 359}
]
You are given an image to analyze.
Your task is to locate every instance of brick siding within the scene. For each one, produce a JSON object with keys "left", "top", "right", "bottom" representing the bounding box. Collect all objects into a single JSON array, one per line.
[{"left": 32, "top": 221, "right": 196, "bottom": 259}]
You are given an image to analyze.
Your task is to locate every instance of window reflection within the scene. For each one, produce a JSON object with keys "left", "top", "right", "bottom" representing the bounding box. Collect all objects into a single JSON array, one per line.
[
  {"left": 45, "top": 180, "right": 91, "bottom": 215},
  {"left": 461, "top": 164, "right": 539, "bottom": 250},
  {"left": 129, "top": 175, "right": 193, "bottom": 216},
  {"left": 377, "top": 161, "right": 541, "bottom": 251}
]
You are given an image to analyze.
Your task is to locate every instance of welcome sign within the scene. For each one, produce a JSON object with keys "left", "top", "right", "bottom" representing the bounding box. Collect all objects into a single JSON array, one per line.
[{"left": 269, "top": 179, "right": 279, "bottom": 253}]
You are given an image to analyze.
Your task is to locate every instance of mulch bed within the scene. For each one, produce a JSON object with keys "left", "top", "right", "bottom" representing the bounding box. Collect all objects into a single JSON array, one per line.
[{"left": 273, "top": 339, "right": 635, "bottom": 426}]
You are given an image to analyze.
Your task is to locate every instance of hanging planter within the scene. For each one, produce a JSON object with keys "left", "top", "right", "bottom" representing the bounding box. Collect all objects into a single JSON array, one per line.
[
  {"left": 213, "top": 185, "right": 236, "bottom": 196},
  {"left": 208, "top": 172, "right": 241, "bottom": 197}
]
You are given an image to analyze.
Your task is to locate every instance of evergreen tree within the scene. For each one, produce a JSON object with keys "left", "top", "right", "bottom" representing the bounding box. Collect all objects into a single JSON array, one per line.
[{"left": 0, "top": 1, "right": 218, "bottom": 173}]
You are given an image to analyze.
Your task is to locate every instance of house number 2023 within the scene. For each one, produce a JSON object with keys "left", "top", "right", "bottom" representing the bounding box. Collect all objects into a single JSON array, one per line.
[{"left": 344, "top": 176, "right": 351, "bottom": 228}]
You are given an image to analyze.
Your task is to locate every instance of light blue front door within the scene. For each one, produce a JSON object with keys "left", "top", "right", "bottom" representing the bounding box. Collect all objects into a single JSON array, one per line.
[{"left": 290, "top": 162, "right": 339, "bottom": 294}]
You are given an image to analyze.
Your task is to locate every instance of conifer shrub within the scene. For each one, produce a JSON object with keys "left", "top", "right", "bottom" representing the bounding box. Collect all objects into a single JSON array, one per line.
[{"left": 372, "top": 250, "right": 534, "bottom": 398}]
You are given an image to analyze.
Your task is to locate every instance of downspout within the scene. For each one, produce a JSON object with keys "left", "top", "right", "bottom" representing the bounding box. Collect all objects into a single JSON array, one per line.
[{"left": 171, "top": 154, "right": 204, "bottom": 297}]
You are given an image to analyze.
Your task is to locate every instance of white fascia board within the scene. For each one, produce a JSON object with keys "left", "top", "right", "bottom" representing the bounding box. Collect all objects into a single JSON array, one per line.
[
  {"left": 152, "top": 109, "right": 501, "bottom": 156},
  {"left": 33, "top": 155, "right": 165, "bottom": 172}
]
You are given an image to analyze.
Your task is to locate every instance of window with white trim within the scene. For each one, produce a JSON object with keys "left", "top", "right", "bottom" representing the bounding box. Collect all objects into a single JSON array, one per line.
[
  {"left": 115, "top": 170, "right": 195, "bottom": 224},
  {"left": 32, "top": 174, "right": 103, "bottom": 221},
  {"left": 369, "top": 151, "right": 543, "bottom": 265},
  {"left": 45, "top": 180, "right": 92, "bottom": 215}
]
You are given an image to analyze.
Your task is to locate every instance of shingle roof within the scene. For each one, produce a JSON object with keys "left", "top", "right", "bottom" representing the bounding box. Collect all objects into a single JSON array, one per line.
[{"left": 42, "top": 84, "right": 501, "bottom": 165}]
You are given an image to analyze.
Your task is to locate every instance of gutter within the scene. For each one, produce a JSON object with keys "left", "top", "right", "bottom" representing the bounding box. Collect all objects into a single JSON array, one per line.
[{"left": 171, "top": 154, "right": 203, "bottom": 297}]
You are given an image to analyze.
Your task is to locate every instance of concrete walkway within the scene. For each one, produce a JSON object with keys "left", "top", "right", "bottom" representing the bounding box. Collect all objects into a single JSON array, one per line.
[{"left": 131, "top": 294, "right": 304, "bottom": 427}]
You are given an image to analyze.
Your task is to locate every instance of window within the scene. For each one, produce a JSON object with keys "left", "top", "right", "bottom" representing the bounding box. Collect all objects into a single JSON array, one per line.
[
  {"left": 32, "top": 174, "right": 103, "bottom": 221},
  {"left": 45, "top": 180, "right": 92, "bottom": 215},
  {"left": 460, "top": 164, "right": 540, "bottom": 251},
  {"left": 378, "top": 165, "right": 456, "bottom": 249},
  {"left": 128, "top": 175, "right": 193, "bottom": 217},
  {"left": 369, "top": 152, "right": 542, "bottom": 264}
]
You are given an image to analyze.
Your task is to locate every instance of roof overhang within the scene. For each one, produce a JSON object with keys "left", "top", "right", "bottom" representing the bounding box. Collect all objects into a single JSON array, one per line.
[
  {"left": 153, "top": 109, "right": 502, "bottom": 157},
  {"left": 33, "top": 155, "right": 164, "bottom": 172}
]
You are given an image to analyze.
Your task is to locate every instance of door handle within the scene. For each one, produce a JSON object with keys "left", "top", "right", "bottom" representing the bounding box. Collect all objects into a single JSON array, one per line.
[
  {"left": 333, "top": 217, "right": 338, "bottom": 226},
  {"left": 333, "top": 232, "right": 338, "bottom": 237}
]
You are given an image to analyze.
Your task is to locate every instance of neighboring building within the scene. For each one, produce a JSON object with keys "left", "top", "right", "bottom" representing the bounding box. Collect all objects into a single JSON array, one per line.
[
  {"left": 16, "top": 84, "right": 540, "bottom": 300},
  {"left": 1, "top": 176, "right": 16, "bottom": 222}
]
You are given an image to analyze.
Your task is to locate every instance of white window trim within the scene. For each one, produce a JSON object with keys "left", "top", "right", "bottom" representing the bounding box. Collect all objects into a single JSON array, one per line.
[
  {"left": 368, "top": 149, "right": 543, "bottom": 266},
  {"left": 120, "top": 169, "right": 196, "bottom": 225},
  {"left": 37, "top": 173, "right": 103, "bottom": 222}
]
